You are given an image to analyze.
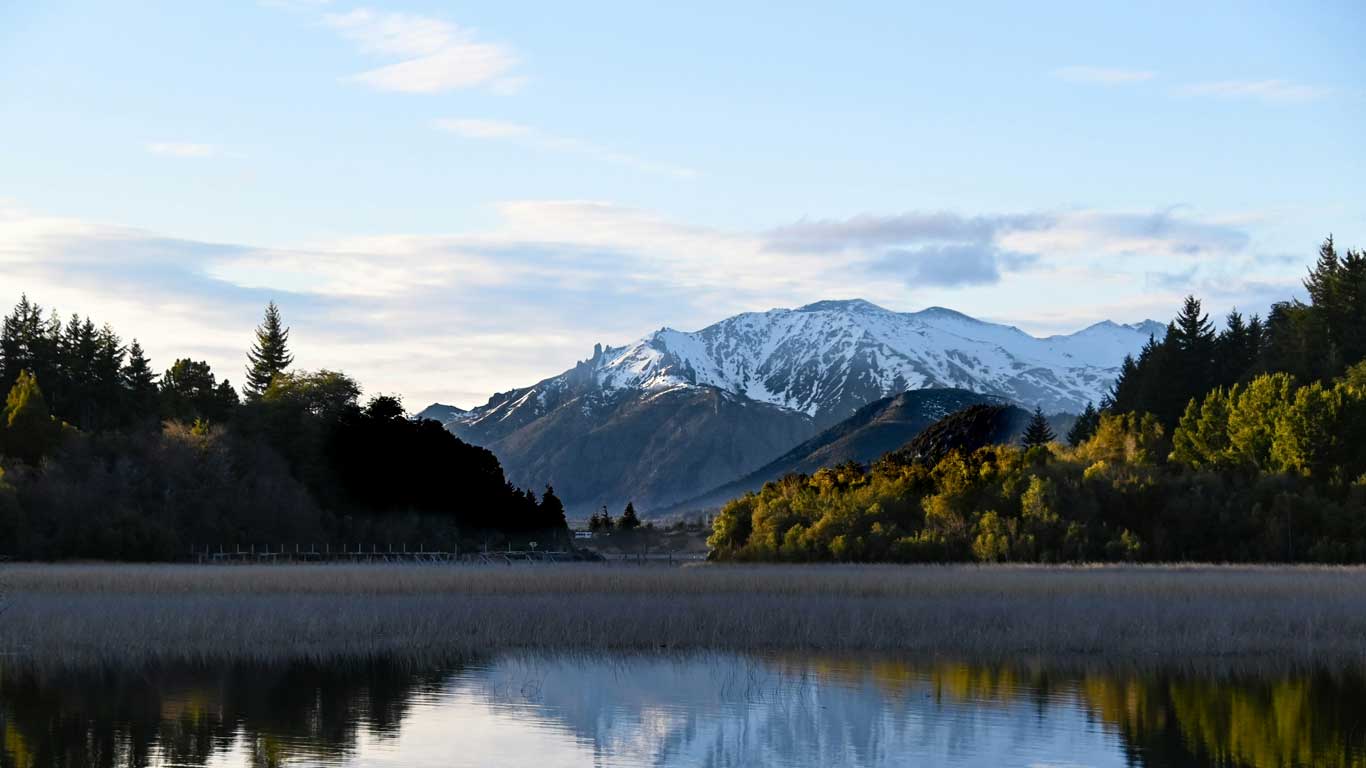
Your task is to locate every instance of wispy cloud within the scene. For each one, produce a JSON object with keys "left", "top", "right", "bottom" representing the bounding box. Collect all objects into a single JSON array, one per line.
[
  {"left": 324, "top": 8, "right": 519, "bottom": 93},
  {"left": 434, "top": 118, "right": 698, "bottom": 179},
  {"left": 1178, "top": 79, "right": 1332, "bottom": 103},
  {"left": 435, "top": 118, "right": 532, "bottom": 139},
  {"left": 1054, "top": 66, "right": 1155, "bottom": 85},
  {"left": 146, "top": 142, "right": 222, "bottom": 159}
]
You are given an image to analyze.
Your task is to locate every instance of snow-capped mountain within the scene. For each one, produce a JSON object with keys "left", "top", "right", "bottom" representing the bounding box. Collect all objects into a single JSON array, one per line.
[
  {"left": 426, "top": 300, "right": 1161, "bottom": 514},
  {"left": 453, "top": 299, "right": 1160, "bottom": 433}
]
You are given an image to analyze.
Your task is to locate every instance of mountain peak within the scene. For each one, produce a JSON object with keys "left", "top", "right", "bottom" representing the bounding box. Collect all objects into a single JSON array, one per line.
[
  {"left": 795, "top": 298, "right": 886, "bottom": 314},
  {"left": 911, "top": 306, "right": 983, "bottom": 323}
]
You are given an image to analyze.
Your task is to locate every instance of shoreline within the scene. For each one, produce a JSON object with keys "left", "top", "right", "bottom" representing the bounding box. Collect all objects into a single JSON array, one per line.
[{"left": 6, "top": 563, "right": 1366, "bottom": 669}]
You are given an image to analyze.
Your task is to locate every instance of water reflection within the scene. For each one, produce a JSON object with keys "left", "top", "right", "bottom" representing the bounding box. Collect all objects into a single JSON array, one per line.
[{"left": 1, "top": 654, "right": 1362, "bottom": 767}]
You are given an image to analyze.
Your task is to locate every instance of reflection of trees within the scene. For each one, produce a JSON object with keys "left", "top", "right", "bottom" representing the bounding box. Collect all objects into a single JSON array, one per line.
[
  {"left": 774, "top": 656, "right": 1366, "bottom": 768},
  {"left": 0, "top": 660, "right": 452, "bottom": 768},
  {"left": 2, "top": 655, "right": 1364, "bottom": 768}
]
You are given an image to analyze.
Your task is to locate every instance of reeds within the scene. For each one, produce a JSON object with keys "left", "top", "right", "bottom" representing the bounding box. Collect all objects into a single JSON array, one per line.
[{"left": 6, "top": 563, "right": 1366, "bottom": 668}]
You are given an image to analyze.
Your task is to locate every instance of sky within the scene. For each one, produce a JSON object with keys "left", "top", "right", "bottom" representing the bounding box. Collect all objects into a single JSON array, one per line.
[{"left": 1, "top": 1, "right": 1363, "bottom": 409}]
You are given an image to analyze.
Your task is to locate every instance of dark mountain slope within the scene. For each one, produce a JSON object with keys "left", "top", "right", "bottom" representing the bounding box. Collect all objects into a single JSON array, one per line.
[{"left": 671, "top": 388, "right": 999, "bottom": 512}]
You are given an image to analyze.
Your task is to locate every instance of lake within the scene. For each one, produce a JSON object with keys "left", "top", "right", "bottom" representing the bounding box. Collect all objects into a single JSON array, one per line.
[{"left": 1, "top": 653, "right": 1361, "bottom": 767}]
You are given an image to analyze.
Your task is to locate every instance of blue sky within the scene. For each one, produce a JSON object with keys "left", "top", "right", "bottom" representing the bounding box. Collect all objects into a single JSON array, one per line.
[{"left": 1, "top": 1, "right": 1363, "bottom": 407}]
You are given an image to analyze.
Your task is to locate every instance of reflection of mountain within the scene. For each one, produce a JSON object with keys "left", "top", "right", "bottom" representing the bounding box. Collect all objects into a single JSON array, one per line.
[
  {"left": 450, "top": 656, "right": 1366, "bottom": 768},
  {"left": 1, "top": 655, "right": 1363, "bottom": 767}
]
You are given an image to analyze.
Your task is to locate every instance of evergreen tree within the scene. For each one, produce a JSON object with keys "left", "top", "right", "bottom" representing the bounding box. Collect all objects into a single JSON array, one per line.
[
  {"left": 245, "top": 302, "right": 293, "bottom": 399},
  {"left": 1021, "top": 406, "right": 1055, "bottom": 449},
  {"left": 1066, "top": 402, "right": 1100, "bottom": 447},
  {"left": 619, "top": 501, "right": 641, "bottom": 531},
  {"left": 0, "top": 297, "right": 60, "bottom": 400},
  {"left": 1215, "top": 309, "right": 1255, "bottom": 387},
  {"left": 1304, "top": 235, "right": 1340, "bottom": 314},
  {"left": 538, "top": 485, "right": 567, "bottom": 535},
  {"left": 121, "top": 340, "right": 160, "bottom": 422},
  {"left": 162, "top": 359, "right": 238, "bottom": 423}
]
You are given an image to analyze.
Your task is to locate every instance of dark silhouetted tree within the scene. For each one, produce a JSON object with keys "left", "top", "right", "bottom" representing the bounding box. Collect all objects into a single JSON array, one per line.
[
  {"left": 161, "top": 359, "right": 238, "bottom": 423},
  {"left": 121, "top": 340, "right": 160, "bottom": 423},
  {"left": 1067, "top": 402, "right": 1100, "bottom": 447},
  {"left": 619, "top": 501, "right": 641, "bottom": 531},
  {"left": 1021, "top": 406, "right": 1055, "bottom": 449}
]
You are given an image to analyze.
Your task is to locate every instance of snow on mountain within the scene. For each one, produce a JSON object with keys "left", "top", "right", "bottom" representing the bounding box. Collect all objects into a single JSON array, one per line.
[{"left": 453, "top": 300, "right": 1162, "bottom": 432}]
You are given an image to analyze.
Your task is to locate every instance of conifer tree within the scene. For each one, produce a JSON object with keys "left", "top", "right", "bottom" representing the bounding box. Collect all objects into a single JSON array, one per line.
[
  {"left": 122, "top": 340, "right": 160, "bottom": 421},
  {"left": 619, "top": 501, "right": 641, "bottom": 531},
  {"left": 245, "top": 302, "right": 293, "bottom": 399},
  {"left": 538, "top": 485, "right": 567, "bottom": 534},
  {"left": 1021, "top": 406, "right": 1055, "bottom": 449},
  {"left": 1066, "top": 402, "right": 1100, "bottom": 447}
]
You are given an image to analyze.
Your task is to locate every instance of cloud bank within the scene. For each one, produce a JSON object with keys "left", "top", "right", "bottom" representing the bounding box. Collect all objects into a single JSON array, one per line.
[{"left": 1, "top": 200, "right": 1286, "bottom": 409}]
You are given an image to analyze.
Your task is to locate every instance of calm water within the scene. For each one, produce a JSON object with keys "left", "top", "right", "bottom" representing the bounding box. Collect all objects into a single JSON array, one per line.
[{"left": 1, "top": 654, "right": 1362, "bottom": 768}]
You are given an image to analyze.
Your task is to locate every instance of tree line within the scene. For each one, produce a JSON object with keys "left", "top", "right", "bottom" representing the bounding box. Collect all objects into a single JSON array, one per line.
[
  {"left": 0, "top": 300, "right": 568, "bottom": 560},
  {"left": 709, "top": 238, "right": 1366, "bottom": 563}
]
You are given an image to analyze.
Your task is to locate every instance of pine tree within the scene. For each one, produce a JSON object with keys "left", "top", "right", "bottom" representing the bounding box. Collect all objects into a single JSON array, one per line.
[
  {"left": 1021, "top": 406, "right": 1055, "bottom": 449},
  {"left": 1304, "top": 235, "right": 1340, "bottom": 311},
  {"left": 122, "top": 340, "right": 160, "bottom": 422},
  {"left": 619, "top": 501, "right": 641, "bottom": 531},
  {"left": 1066, "top": 402, "right": 1100, "bottom": 447},
  {"left": 245, "top": 302, "right": 293, "bottom": 399},
  {"left": 0, "top": 297, "right": 61, "bottom": 403}
]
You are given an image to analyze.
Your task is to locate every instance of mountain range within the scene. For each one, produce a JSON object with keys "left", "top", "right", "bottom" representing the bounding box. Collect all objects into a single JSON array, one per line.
[{"left": 419, "top": 299, "right": 1163, "bottom": 515}]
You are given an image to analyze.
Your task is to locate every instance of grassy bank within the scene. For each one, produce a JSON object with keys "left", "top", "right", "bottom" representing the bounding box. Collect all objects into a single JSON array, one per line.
[{"left": 4, "top": 563, "right": 1366, "bottom": 667}]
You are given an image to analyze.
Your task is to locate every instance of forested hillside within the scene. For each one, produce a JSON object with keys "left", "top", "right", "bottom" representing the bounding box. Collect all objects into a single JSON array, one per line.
[
  {"left": 0, "top": 302, "right": 567, "bottom": 560},
  {"left": 709, "top": 239, "right": 1366, "bottom": 563}
]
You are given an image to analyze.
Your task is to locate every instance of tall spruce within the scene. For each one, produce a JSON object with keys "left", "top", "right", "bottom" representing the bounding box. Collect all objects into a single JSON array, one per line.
[
  {"left": 245, "top": 302, "right": 293, "bottom": 400},
  {"left": 122, "top": 340, "right": 160, "bottom": 423},
  {"left": 1021, "top": 406, "right": 1056, "bottom": 449}
]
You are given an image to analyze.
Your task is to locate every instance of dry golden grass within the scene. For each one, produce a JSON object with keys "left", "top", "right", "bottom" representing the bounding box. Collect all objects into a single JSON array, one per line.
[{"left": 4, "top": 563, "right": 1365, "bottom": 667}]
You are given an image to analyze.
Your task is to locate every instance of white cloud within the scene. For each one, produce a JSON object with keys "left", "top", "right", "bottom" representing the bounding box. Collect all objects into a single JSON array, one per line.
[
  {"left": 324, "top": 8, "right": 519, "bottom": 93},
  {"left": 1054, "top": 66, "right": 1155, "bottom": 85},
  {"left": 146, "top": 142, "right": 221, "bottom": 158},
  {"left": 433, "top": 118, "right": 698, "bottom": 179},
  {"left": 1178, "top": 79, "right": 1331, "bottom": 103},
  {"left": 2, "top": 199, "right": 1289, "bottom": 409}
]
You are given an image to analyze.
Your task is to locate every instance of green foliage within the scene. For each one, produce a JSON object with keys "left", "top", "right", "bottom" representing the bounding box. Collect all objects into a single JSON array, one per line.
[
  {"left": 1111, "top": 237, "right": 1366, "bottom": 426},
  {"left": 245, "top": 302, "right": 294, "bottom": 399},
  {"left": 711, "top": 366, "right": 1366, "bottom": 564},
  {"left": 1225, "top": 373, "right": 1296, "bottom": 471},
  {"left": 1, "top": 371, "right": 65, "bottom": 465}
]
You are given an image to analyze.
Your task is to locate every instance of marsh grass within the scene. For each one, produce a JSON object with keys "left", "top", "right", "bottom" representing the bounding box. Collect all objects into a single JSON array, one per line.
[{"left": 5, "top": 563, "right": 1366, "bottom": 669}]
